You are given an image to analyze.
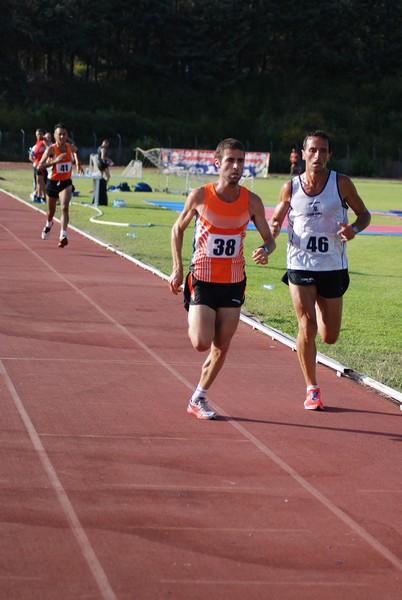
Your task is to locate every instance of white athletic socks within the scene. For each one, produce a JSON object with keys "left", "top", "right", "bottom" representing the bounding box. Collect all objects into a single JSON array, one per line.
[{"left": 191, "top": 385, "right": 208, "bottom": 403}]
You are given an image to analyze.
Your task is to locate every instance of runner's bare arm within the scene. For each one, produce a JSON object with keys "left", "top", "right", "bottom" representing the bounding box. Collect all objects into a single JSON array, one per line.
[
  {"left": 337, "top": 175, "right": 371, "bottom": 241},
  {"left": 36, "top": 145, "right": 56, "bottom": 173},
  {"left": 249, "top": 192, "right": 276, "bottom": 264},
  {"left": 168, "top": 188, "right": 203, "bottom": 294},
  {"left": 269, "top": 180, "right": 291, "bottom": 238}
]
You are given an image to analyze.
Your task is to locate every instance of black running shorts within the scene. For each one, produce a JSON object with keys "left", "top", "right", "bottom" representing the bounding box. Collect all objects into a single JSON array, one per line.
[
  {"left": 184, "top": 273, "right": 246, "bottom": 312},
  {"left": 282, "top": 269, "right": 350, "bottom": 298},
  {"left": 46, "top": 178, "right": 73, "bottom": 199},
  {"left": 98, "top": 159, "right": 109, "bottom": 171}
]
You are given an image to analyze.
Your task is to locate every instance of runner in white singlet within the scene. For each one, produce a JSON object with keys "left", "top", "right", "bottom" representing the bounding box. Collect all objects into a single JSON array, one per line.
[{"left": 269, "top": 130, "right": 371, "bottom": 411}]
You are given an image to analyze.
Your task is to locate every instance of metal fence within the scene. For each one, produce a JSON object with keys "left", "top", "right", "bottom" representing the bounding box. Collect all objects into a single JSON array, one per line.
[
  {"left": 0, "top": 130, "right": 129, "bottom": 166},
  {"left": 1, "top": 130, "right": 402, "bottom": 178}
]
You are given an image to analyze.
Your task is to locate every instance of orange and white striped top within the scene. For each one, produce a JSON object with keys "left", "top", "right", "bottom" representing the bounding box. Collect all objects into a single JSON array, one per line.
[{"left": 190, "top": 182, "right": 250, "bottom": 283}]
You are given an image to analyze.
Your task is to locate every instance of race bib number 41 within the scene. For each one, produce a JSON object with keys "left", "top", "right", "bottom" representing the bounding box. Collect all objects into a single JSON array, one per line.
[
  {"left": 206, "top": 233, "right": 241, "bottom": 258},
  {"left": 56, "top": 161, "right": 72, "bottom": 174}
]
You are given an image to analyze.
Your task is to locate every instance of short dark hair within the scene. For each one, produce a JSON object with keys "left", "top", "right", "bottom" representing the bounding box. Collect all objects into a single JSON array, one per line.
[
  {"left": 303, "top": 130, "right": 331, "bottom": 152},
  {"left": 54, "top": 123, "right": 68, "bottom": 132},
  {"left": 215, "top": 138, "right": 245, "bottom": 161}
]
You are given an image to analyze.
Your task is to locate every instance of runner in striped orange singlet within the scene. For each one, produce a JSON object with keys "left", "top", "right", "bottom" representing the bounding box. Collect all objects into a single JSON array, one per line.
[{"left": 169, "top": 138, "right": 276, "bottom": 419}]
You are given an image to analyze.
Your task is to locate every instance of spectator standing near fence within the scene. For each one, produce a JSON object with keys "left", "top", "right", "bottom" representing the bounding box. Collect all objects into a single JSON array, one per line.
[
  {"left": 270, "top": 130, "right": 371, "bottom": 410},
  {"left": 97, "top": 139, "right": 113, "bottom": 183},
  {"left": 37, "top": 123, "right": 84, "bottom": 248},
  {"left": 168, "top": 138, "right": 276, "bottom": 419},
  {"left": 289, "top": 147, "right": 300, "bottom": 175}
]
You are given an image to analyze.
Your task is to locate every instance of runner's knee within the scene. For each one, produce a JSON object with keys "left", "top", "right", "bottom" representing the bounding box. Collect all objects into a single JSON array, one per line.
[
  {"left": 298, "top": 315, "right": 317, "bottom": 340},
  {"left": 321, "top": 330, "right": 339, "bottom": 345},
  {"left": 188, "top": 330, "right": 211, "bottom": 352}
]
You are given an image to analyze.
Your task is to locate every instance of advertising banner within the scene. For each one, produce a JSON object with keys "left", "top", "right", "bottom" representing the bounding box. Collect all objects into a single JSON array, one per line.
[{"left": 161, "top": 148, "right": 270, "bottom": 178}]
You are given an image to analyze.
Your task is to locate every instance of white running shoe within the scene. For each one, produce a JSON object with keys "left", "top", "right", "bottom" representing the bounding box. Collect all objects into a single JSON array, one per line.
[
  {"left": 41, "top": 222, "right": 53, "bottom": 240},
  {"left": 187, "top": 397, "right": 217, "bottom": 420}
]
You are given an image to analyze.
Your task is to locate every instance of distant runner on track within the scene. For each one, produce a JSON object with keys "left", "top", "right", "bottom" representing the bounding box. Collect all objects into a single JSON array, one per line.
[{"left": 37, "top": 123, "right": 84, "bottom": 248}]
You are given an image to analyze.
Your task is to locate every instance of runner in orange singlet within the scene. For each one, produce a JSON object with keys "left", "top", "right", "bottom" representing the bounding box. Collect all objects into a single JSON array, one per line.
[
  {"left": 169, "top": 138, "right": 276, "bottom": 419},
  {"left": 37, "top": 123, "right": 84, "bottom": 248}
]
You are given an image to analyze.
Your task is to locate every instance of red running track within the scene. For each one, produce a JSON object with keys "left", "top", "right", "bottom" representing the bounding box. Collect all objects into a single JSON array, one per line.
[{"left": 0, "top": 190, "right": 401, "bottom": 600}]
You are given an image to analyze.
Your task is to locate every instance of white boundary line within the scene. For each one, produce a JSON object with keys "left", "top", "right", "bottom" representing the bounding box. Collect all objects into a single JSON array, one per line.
[
  {"left": 4, "top": 190, "right": 402, "bottom": 409},
  {"left": 0, "top": 360, "right": 117, "bottom": 600},
  {"left": 239, "top": 313, "right": 402, "bottom": 407}
]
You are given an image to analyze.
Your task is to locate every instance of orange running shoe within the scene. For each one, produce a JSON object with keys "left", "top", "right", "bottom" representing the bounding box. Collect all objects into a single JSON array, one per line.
[{"left": 304, "top": 388, "right": 324, "bottom": 410}]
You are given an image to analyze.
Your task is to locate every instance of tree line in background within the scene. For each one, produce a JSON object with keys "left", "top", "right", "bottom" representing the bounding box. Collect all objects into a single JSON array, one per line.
[{"left": 1, "top": 0, "right": 402, "bottom": 175}]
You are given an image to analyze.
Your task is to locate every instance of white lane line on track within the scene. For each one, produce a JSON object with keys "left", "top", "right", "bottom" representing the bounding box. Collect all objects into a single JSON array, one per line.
[
  {"left": 0, "top": 361, "right": 117, "bottom": 600},
  {"left": 3, "top": 222, "right": 402, "bottom": 575},
  {"left": 224, "top": 412, "right": 402, "bottom": 572},
  {"left": 159, "top": 579, "right": 368, "bottom": 587},
  {"left": 126, "top": 526, "right": 307, "bottom": 532}
]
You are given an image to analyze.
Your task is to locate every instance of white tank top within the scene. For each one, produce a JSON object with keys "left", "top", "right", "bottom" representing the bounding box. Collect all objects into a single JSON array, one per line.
[{"left": 287, "top": 170, "right": 348, "bottom": 271}]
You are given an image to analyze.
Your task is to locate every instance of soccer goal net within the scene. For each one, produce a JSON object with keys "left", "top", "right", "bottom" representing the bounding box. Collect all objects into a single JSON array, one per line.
[
  {"left": 121, "top": 159, "right": 143, "bottom": 178},
  {"left": 133, "top": 147, "right": 268, "bottom": 195},
  {"left": 134, "top": 147, "right": 195, "bottom": 195}
]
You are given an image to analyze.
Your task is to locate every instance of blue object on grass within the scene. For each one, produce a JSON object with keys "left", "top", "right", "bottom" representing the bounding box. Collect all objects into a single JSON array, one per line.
[{"left": 134, "top": 182, "right": 152, "bottom": 192}]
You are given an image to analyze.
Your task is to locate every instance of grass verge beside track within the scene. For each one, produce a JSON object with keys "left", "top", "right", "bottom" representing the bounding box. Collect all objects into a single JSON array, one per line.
[{"left": 1, "top": 164, "right": 401, "bottom": 393}]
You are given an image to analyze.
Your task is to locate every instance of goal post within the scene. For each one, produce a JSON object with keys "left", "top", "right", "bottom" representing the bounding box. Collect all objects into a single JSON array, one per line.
[
  {"left": 121, "top": 159, "right": 143, "bottom": 178},
  {"left": 132, "top": 146, "right": 269, "bottom": 194}
]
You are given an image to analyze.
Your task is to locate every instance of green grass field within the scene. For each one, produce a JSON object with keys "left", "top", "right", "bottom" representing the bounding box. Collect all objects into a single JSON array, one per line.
[{"left": 1, "top": 164, "right": 401, "bottom": 393}]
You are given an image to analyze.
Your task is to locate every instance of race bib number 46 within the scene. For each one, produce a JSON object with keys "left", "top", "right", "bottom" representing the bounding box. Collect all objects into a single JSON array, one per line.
[
  {"left": 206, "top": 233, "right": 241, "bottom": 258},
  {"left": 300, "top": 232, "right": 334, "bottom": 254}
]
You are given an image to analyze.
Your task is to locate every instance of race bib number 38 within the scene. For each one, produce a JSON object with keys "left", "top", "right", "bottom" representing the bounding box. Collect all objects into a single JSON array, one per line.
[{"left": 206, "top": 233, "right": 241, "bottom": 258}]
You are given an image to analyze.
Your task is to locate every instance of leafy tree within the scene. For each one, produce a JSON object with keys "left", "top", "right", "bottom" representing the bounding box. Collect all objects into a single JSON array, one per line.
[{"left": 1, "top": 0, "right": 401, "bottom": 169}]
